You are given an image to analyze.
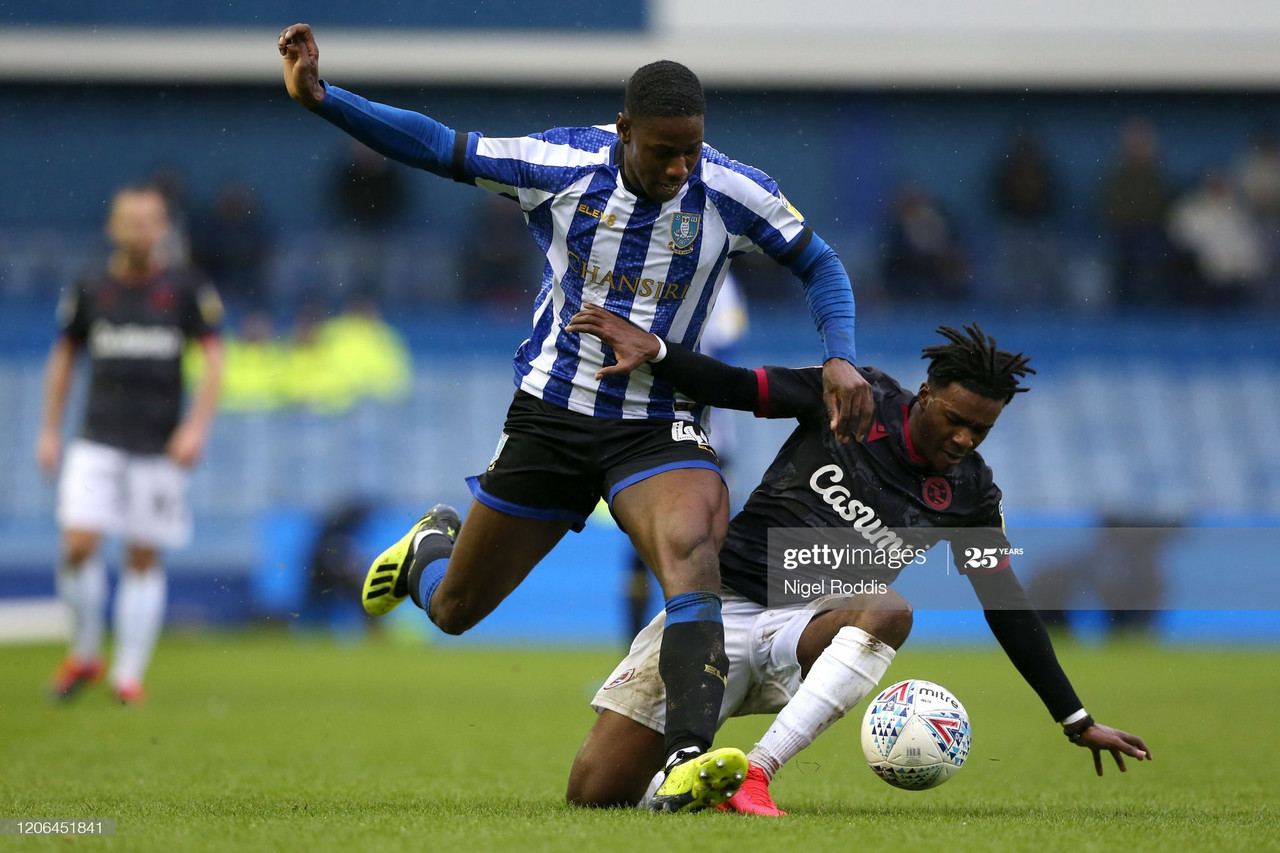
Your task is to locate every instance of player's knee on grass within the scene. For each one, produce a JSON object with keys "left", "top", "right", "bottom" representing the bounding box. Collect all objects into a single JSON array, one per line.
[
  {"left": 565, "top": 751, "right": 651, "bottom": 808},
  {"left": 565, "top": 770, "right": 642, "bottom": 808},
  {"left": 567, "top": 710, "right": 665, "bottom": 808}
]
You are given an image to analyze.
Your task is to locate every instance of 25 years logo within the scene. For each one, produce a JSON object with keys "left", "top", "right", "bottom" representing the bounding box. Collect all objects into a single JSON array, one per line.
[{"left": 962, "top": 546, "right": 1024, "bottom": 570}]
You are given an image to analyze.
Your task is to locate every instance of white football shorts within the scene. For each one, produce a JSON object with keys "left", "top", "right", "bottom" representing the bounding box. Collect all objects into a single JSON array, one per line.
[
  {"left": 57, "top": 439, "right": 193, "bottom": 548},
  {"left": 592, "top": 589, "right": 836, "bottom": 733}
]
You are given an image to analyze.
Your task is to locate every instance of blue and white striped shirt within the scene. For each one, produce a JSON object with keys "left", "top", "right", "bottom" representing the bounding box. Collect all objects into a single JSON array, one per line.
[{"left": 315, "top": 85, "right": 856, "bottom": 424}]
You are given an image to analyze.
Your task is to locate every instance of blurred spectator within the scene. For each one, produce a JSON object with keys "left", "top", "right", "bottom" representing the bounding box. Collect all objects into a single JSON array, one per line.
[
  {"left": 214, "top": 309, "right": 288, "bottom": 412},
  {"left": 334, "top": 140, "right": 409, "bottom": 229},
  {"left": 305, "top": 500, "right": 374, "bottom": 631},
  {"left": 281, "top": 303, "right": 353, "bottom": 414},
  {"left": 990, "top": 127, "right": 1062, "bottom": 304},
  {"left": 320, "top": 294, "right": 412, "bottom": 404},
  {"left": 1235, "top": 128, "right": 1280, "bottom": 221},
  {"left": 331, "top": 140, "right": 412, "bottom": 300},
  {"left": 1234, "top": 128, "right": 1280, "bottom": 304},
  {"left": 192, "top": 181, "right": 275, "bottom": 312},
  {"left": 882, "top": 181, "right": 969, "bottom": 302},
  {"left": 456, "top": 194, "right": 540, "bottom": 314},
  {"left": 1100, "top": 118, "right": 1174, "bottom": 305},
  {"left": 1029, "top": 516, "right": 1180, "bottom": 640},
  {"left": 149, "top": 164, "right": 193, "bottom": 266},
  {"left": 1166, "top": 169, "right": 1266, "bottom": 305},
  {"left": 278, "top": 297, "right": 412, "bottom": 414}
]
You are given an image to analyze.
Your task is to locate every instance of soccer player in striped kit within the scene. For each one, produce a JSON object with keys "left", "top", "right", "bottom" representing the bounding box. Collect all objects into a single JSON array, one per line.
[{"left": 280, "top": 23, "right": 873, "bottom": 811}]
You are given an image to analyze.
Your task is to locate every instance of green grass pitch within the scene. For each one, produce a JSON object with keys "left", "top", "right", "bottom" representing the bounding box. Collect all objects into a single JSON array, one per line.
[{"left": 1, "top": 629, "right": 1276, "bottom": 852}]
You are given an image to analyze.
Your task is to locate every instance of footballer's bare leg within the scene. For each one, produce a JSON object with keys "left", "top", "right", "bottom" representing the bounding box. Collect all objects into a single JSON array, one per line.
[
  {"left": 566, "top": 710, "right": 666, "bottom": 807},
  {"left": 610, "top": 467, "right": 746, "bottom": 810},
  {"left": 611, "top": 467, "right": 728, "bottom": 597},
  {"left": 62, "top": 528, "right": 100, "bottom": 566},
  {"left": 426, "top": 500, "right": 574, "bottom": 635}
]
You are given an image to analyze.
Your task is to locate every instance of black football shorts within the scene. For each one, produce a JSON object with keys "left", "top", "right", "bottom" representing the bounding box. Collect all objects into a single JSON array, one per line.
[{"left": 467, "top": 390, "right": 723, "bottom": 531}]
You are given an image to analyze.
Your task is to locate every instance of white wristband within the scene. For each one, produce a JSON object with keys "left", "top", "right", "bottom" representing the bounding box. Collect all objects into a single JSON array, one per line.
[
  {"left": 1060, "top": 708, "right": 1089, "bottom": 726},
  {"left": 650, "top": 336, "right": 668, "bottom": 363}
]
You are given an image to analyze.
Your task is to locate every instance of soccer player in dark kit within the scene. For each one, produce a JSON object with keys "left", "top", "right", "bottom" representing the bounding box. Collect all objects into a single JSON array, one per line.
[
  {"left": 564, "top": 305, "right": 1150, "bottom": 815},
  {"left": 36, "top": 183, "right": 224, "bottom": 705},
  {"left": 279, "top": 23, "right": 873, "bottom": 811}
]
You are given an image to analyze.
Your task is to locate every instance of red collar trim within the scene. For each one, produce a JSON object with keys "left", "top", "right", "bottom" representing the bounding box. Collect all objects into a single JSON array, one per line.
[
  {"left": 754, "top": 367, "right": 770, "bottom": 418},
  {"left": 902, "top": 403, "right": 928, "bottom": 465}
]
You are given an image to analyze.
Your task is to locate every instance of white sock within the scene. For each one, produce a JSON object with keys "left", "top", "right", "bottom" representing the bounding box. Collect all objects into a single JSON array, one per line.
[
  {"left": 639, "top": 770, "right": 664, "bottom": 806},
  {"left": 56, "top": 554, "right": 107, "bottom": 663},
  {"left": 111, "top": 566, "right": 167, "bottom": 687},
  {"left": 748, "top": 626, "right": 895, "bottom": 780},
  {"left": 412, "top": 528, "right": 448, "bottom": 550}
]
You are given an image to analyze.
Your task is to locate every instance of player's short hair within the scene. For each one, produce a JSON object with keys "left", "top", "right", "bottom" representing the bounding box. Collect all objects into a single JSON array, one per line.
[
  {"left": 922, "top": 323, "right": 1035, "bottom": 404},
  {"left": 112, "top": 181, "right": 170, "bottom": 214},
  {"left": 624, "top": 60, "right": 705, "bottom": 122}
]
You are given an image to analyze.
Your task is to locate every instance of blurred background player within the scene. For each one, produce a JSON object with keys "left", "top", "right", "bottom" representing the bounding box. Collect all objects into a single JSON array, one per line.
[
  {"left": 35, "top": 183, "right": 225, "bottom": 705},
  {"left": 565, "top": 307, "right": 1150, "bottom": 814},
  {"left": 279, "top": 22, "right": 872, "bottom": 812}
]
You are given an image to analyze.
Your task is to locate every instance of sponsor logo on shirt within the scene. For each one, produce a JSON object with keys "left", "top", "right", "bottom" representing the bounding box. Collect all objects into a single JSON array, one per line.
[
  {"left": 88, "top": 320, "right": 183, "bottom": 360},
  {"left": 808, "top": 463, "right": 905, "bottom": 552},
  {"left": 577, "top": 203, "right": 617, "bottom": 227},
  {"left": 565, "top": 251, "right": 692, "bottom": 301}
]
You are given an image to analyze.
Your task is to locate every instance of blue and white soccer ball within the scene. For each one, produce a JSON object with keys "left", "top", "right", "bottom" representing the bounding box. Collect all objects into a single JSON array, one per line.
[{"left": 861, "top": 679, "right": 972, "bottom": 790}]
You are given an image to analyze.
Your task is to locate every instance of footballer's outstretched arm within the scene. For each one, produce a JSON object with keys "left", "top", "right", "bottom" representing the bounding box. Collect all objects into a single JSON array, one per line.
[
  {"left": 279, "top": 23, "right": 325, "bottom": 108},
  {"left": 785, "top": 233, "right": 872, "bottom": 443},
  {"left": 968, "top": 567, "right": 1152, "bottom": 775},
  {"left": 279, "top": 23, "right": 461, "bottom": 180}
]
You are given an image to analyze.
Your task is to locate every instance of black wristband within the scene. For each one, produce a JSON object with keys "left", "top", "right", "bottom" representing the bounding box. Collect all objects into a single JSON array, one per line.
[{"left": 1064, "top": 714, "right": 1095, "bottom": 743}]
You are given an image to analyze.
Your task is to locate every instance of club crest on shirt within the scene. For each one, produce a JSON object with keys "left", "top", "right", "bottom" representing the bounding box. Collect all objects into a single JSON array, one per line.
[
  {"left": 923, "top": 475, "right": 952, "bottom": 510},
  {"left": 603, "top": 668, "right": 635, "bottom": 690},
  {"left": 668, "top": 212, "right": 701, "bottom": 255}
]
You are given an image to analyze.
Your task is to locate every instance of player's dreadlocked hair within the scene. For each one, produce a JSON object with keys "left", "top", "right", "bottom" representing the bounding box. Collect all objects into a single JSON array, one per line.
[
  {"left": 922, "top": 323, "right": 1035, "bottom": 404},
  {"left": 624, "top": 60, "right": 705, "bottom": 121}
]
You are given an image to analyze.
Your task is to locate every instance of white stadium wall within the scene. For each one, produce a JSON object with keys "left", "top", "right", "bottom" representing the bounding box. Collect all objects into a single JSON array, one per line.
[{"left": 2, "top": 0, "right": 1280, "bottom": 87}]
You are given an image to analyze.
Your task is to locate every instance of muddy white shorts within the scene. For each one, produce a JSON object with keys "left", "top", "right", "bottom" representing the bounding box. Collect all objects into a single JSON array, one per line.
[
  {"left": 591, "top": 589, "right": 834, "bottom": 733},
  {"left": 57, "top": 439, "right": 192, "bottom": 549}
]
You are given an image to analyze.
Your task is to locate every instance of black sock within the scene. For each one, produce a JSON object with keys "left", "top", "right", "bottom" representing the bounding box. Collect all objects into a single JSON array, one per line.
[
  {"left": 406, "top": 533, "right": 455, "bottom": 609},
  {"left": 659, "top": 603, "right": 728, "bottom": 759}
]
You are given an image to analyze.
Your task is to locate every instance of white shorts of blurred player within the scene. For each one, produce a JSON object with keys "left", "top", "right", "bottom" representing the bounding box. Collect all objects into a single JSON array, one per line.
[
  {"left": 57, "top": 439, "right": 192, "bottom": 549},
  {"left": 593, "top": 589, "right": 843, "bottom": 731}
]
